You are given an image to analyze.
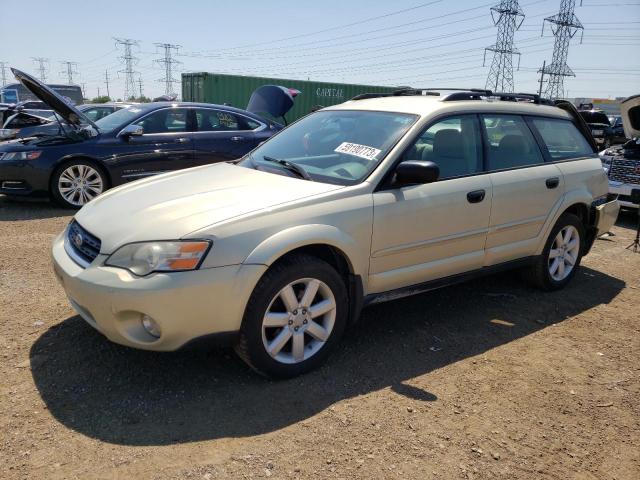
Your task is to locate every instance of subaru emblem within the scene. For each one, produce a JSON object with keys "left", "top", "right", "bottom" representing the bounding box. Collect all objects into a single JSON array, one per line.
[{"left": 73, "top": 232, "right": 83, "bottom": 248}]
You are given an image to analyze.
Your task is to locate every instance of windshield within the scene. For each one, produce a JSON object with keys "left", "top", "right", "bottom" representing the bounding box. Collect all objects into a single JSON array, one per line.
[
  {"left": 94, "top": 106, "right": 146, "bottom": 132},
  {"left": 240, "top": 110, "right": 417, "bottom": 185}
]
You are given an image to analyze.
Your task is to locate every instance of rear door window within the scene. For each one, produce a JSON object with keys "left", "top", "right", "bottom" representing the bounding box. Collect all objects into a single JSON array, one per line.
[
  {"left": 481, "top": 115, "right": 543, "bottom": 170},
  {"left": 195, "top": 109, "right": 257, "bottom": 131},
  {"left": 529, "top": 117, "right": 594, "bottom": 160}
]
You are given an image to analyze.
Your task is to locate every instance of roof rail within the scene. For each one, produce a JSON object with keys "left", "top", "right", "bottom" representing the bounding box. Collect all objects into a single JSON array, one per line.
[
  {"left": 351, "top": 88, "right": 554, "bottom": 105},
  {"left": 351, "top": 89, "right": 440, "bottom": 101},
  {"left": 442, "top": 90, "right": 552, "bottom": 105}
]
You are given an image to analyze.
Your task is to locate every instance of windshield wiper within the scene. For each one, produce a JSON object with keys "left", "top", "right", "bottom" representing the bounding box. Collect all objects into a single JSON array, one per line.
[{"left": 262, "top": 155, "right": 312, "bottom": 181}]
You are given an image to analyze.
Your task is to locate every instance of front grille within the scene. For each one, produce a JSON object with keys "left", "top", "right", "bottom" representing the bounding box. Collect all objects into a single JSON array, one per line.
[
  {"left": 608, "top": 159, "right": 640, "bottom": 185},
  {"left": 67, "top": 221, "right": 101, "bottom": 264},
  {"left": 0, "top": 153, "right": 5, "bottom": 161}
]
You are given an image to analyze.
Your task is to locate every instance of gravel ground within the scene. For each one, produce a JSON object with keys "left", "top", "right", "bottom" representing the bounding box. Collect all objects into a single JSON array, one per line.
[{"left": 1, "top": 195, "right": 639, "bottom": 480}]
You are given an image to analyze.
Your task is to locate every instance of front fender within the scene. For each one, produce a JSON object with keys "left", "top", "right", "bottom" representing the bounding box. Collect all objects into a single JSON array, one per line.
[{"left": 243, "top": 224, "right": 365, "bottom": 277}]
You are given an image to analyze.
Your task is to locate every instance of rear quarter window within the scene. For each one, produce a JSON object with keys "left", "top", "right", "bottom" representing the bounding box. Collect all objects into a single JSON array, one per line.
[{"left": 530, "top": 117, "right": 594, "bottom": 160}]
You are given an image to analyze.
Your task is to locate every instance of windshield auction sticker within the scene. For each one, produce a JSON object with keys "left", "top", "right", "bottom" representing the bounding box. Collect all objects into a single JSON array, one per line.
[{"left": 334, "top": 142, "right": 381, "bottom": 161}]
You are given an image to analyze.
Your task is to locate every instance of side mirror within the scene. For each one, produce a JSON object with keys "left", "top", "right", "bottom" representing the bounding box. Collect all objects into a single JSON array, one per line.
[
  {"left": 395, "top": 160, "right": 439, "bottom": 186},
  {"left": 118, "top": 124, "right": 144, "bottom": 139}
]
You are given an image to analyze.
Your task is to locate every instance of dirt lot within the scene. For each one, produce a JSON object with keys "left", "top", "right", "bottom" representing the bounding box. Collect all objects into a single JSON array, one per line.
[{"left": 0, "top": 195, "right": 638, "bottom": 480}]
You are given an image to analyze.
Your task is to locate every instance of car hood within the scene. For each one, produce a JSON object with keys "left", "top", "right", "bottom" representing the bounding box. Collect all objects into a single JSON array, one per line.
[
  {"left": 620, "top": 94, "right": 640, "bottom": 139},
  {"left": 75, "top": 163, "right": 343, "bottom": 253},
  {"left": 10, "top": 68, "right": 94, "bottom": 129}
]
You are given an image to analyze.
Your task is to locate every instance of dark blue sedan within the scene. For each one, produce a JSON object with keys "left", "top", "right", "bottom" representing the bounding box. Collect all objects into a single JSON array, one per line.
[{"left": 0, "top": 69, "right": 289, "bottom": 208}]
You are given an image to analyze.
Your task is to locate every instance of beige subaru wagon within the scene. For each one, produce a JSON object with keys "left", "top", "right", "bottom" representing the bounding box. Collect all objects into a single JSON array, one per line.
[{"left": 52, "top": 89, "right": 619, "bottom": 377}]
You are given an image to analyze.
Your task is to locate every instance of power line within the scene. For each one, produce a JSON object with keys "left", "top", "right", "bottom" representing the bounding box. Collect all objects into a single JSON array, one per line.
[
  {"left": 32, "top": 57, "right": 49, "bottom": 82},
  {"left": 484, "top": 1, "right": 526, "bottom": 92},
  {"left": 539, "top": 0, "right": 584, "bottom": 99},
  {"left": 114, "top": 37, "right": 140, "bottom": 100},
  {"left": 214, "top": 0, "right": 445, "bottom": 52},
  {"left": 59, "top": 61, "right": 79, "bottom": 84},
  {"left": 154, "top": 43, "right": 182, "bottom": 96}
]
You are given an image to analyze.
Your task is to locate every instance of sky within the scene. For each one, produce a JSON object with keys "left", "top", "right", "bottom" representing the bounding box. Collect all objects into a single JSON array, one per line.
[{"left": 0, "top": 0, "right": 638, "bottom": 101}]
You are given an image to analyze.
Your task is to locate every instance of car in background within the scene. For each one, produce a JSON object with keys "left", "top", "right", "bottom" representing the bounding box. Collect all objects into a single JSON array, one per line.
[
  {"left": 578, "top": 109, "right": 614, "bottom": 149},
  {"left": 0, "top": 69, "right": 291, "bottom": 208},
  {"left": 600, "top": 94, "right": 640, "bottom": 209},
  {"left": 1, "top": 100, "right": 53, "bottom": 124},
  {"left": 607, "top": 114, "right": 627, "bottom": 144},
  {"left": 0, "top": 102, "right": 136, "bottom": 142},
  {"left": 1, "top": 82, "right": 83, "bottom": 105}
]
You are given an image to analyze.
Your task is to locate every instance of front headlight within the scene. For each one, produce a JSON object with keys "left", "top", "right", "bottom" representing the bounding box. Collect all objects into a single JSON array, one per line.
[
  {"left": 0, "top": 129, "right": 19, "bottom": 140},
  {"left": 2, "top": 150, "right": 42, "bottom": 161},
  {"left": 105, "top": 240, "right": 212, "bottom": 276}
]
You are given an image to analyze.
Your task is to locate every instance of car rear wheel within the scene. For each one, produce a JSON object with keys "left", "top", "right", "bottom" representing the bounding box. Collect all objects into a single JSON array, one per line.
[
  {"left": 51, "top": 160, "right": 107, "bottom": 208},
  {"left": 525, "top": 213, "right": 584, "bottom": 291},
  {"left": 235, "top": 254, "right": 348, "bottom": 378}
]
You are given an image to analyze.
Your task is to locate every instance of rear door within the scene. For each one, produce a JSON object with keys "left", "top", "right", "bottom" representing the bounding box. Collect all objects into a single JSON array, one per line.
[
  {"left": 192, "top": 108, "right": 269, "bottom": 166},
  {"left": 481, "top": 114, "right": 565, "bottom": 266},
  {"left": 109, "top": 107, "right": 195, "bottom": 181}
]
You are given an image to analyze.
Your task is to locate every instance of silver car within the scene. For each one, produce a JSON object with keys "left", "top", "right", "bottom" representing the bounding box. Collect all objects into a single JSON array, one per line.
[{"left": 52, "top": 89, "right": 619, "bottom": 377}]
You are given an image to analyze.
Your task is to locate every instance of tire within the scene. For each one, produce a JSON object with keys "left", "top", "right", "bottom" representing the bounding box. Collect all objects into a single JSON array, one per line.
[
  {"left": 51, "top": 160, "right": 108, "bottom": 209},
  {"left": 235, "top": 253, "right": 348, "bottom": 378},
  {"left": 525, "top": 213, "right": 585, "bottom": 291}
]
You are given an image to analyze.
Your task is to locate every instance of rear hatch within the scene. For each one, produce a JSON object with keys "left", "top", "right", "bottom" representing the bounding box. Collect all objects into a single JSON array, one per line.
[{"left": 620, "top": 94, "right": 640, "bottom": 139}]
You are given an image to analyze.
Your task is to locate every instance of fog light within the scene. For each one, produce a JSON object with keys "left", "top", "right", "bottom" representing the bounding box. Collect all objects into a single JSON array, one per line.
[{"left": 141, "top": 315, "right": 161, "bottom": 338}]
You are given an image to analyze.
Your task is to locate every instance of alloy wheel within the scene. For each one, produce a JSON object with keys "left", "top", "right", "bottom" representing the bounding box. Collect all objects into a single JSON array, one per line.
[
  {"left": 57, "top": 164, "right": 104, "bottom": 207},
  {"left": 548, "top": 225, "right": 580, "bottom": 281},
  {"left": 261, "top": 278, "right": 337, "bottom": 364}
]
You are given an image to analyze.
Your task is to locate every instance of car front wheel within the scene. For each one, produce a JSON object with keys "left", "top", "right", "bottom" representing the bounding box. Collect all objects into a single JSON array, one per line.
[
  {"left": 51, "top": 160, "right": 107, "bottom": 208},
  {"left": 235, "top": 254, "right": 348, "bottom": 378}
]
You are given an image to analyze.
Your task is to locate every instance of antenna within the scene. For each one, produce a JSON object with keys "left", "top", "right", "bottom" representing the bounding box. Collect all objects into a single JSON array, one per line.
[
  {"left": 539, "top": 0, "right": 584, "bottom": 99},
  {"left": 484, "top": 1, "right": 525, "bottom": 93},
  {"left": 114, "top": 37, "right": 140, "bottom": 100},
  {"left": 154, "top": 43, "right": 182, "bottom": 97}
]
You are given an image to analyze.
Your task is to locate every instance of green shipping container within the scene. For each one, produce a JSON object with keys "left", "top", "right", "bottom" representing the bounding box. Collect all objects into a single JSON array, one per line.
[{"left": 182, "top": 72, "right": 398, "bottom": 122}]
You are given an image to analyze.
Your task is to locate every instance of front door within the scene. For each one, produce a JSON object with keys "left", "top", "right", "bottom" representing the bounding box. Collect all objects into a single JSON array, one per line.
[
  {"left": 109, "top": 107, "right": 194, "bottom": 182},
  {"left": 369, "top": 115, "right": 492, "bottom": 294}
]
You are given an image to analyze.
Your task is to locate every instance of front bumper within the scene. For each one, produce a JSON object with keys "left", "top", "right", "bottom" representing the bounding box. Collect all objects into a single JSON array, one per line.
[
  {"left": 51, "top": 231, "right": 267, "bottom": 351},
  {"left": 0, "top": 157, "right": 51, "bottom": 196},
  {"left": 609, "top": 181, "right": 639, "bottom": 208}
]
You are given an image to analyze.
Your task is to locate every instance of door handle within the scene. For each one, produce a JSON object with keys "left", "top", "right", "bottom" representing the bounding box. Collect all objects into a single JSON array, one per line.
[
  {"left": 175, "top": 137, "right": 190, "bottom": 143},
  {"left": 546, "top": 177, "right": 560, "bottom": 189},
  {"left": 467, "top": 189, "right": 486, "bottom": 203},
  {"left": 230, "top": 136, "right": 244, "bottom": 142}
]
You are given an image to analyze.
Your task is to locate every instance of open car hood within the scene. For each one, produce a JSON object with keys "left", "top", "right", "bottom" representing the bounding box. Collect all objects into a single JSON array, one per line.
[
  {"left": 620, "top": 94, "right": 640, "bottom": 139},
  {"left": 246, "top": 85, "right": 300, "bottom": 122},
  {"left": 10, "top": 68, "right": 95, "bottom": 129}
]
